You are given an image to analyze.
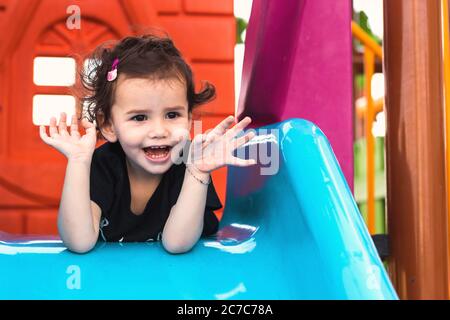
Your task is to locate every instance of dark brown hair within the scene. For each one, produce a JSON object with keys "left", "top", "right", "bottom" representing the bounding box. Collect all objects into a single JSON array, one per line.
[{"left": 77, "top": 34, "right": 216, "bottom": 139}]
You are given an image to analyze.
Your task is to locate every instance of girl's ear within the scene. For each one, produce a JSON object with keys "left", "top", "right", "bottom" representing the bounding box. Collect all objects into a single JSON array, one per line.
[{"left": 98, "top": 113, "right": 118, "bottom": 143}]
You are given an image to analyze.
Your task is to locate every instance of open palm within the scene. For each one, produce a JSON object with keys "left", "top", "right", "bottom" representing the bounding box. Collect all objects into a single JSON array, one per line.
[
  {"left": 187, "top": 116, "right": 257, "bottom": 173},
  {"left": 39, "top": 112, "right": 97, "bottom": 162}
]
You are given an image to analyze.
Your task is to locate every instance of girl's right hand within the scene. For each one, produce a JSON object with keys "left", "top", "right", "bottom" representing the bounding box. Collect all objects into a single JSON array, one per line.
[{"left": 39, "top": 112, "right": 97, "bottom": 162}]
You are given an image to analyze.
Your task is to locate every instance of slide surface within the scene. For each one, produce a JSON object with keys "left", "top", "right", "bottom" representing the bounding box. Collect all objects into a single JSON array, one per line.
[{"left": 0, "top": 119, "right": 398, "bottom": 299}]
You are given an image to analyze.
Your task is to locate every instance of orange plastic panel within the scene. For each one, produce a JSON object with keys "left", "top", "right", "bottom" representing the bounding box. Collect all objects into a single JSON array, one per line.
[
  {"left": 183, "top": 0, "right": 233, "bottom": 15},
  {"left": 192, "top": 63, "right": 235, "bottom": 115},
  {"left": 158, "top": 16, "right": 235, "bottom": 61},
  {"left": 153, "top": 0, "right": 181, "bottom": 14},
  {"left": 24, "top": 210, "right": 58, "bottom": 235},
  {"left": 0, "top": 210, "right": 25, "bottom": 234}
]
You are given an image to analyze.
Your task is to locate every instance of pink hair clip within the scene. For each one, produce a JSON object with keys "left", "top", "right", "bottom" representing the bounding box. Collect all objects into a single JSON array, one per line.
[{"left": 107, "top": 58, "right": 119, "bottom": 82}]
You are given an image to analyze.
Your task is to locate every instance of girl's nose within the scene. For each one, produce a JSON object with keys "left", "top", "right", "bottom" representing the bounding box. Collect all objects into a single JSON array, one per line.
[{"left": 148, "top": 120, "right": 168, "bottom": 139}]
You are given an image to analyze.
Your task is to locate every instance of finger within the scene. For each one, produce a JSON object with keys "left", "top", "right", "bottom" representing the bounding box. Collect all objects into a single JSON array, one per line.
[
  {"left": 191, "top": 133, "right": 208, "bottom": 147},
  {"left": 81, "top": 118, "right": 96, "bottom": 135},
  {"left": 58, "top": 112, "right": 69, "bottom": 136},
  {"left": 49, "top": 116, "right": 59, "bottom": 137},
  {"left": 232, "top": 130, "right": 256, "bottom": 149},
  {"left": 225, "top": 116, "right": 252, "bottom": 140},
  {"left": 205, "top": 115, "right": 235, "bottom": 143},
  {"left": 203, "top": 129, "right": 220, "bottom": 148},
  {"left": 70, "top": 114, "right": 80, "bottom": 137},
  {"left": 213, "top": 115, "right": 235, "bottom": 135},
  {"left": 229, "top": 157, "right": 257, "bottom": 167},
  {"left": 190, "top": 133, "right": 206, "bottom": 153},
  {"left": 39, "top": 125, "right": 52, "bottom": 144}
]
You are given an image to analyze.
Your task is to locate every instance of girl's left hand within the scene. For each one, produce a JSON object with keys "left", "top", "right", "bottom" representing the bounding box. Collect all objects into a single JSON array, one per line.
[{"left": 187, "top": 116, "right": 257, "bottom": 174}]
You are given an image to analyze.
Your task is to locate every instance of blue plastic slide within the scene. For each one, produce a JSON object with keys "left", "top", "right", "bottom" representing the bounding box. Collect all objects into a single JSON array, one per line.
[{"left": 0, "top": 119, "right": 398, "bottom": 299}]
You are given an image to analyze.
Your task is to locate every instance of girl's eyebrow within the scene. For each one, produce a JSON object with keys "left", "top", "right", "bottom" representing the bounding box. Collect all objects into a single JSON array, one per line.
[
  {"left": 125, "top": 109, "right": 149, "bottom": 115},
  {"left": 165, "top": 106, "right": 186, "bottom": 111},
  {"left": 125, "top": 106, "right": 186, "bottom": 114}
]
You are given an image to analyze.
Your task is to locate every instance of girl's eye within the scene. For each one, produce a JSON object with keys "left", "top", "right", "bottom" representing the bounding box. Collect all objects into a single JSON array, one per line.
[
  {"left": 166, "top": 112, "right": 180, "bottom": 119},
  {"left": 131, "top": 115, "right": 147, "bottom": 122}
]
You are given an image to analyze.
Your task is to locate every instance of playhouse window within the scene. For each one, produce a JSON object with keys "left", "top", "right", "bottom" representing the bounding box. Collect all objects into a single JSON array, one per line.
[
  {"left": 32, "top": 57, "right": 76, "bottom": 125},
  {"left": 32, "top": 94, "right": 76, "bottom": 126},
  {"left": 33, "top": 57, "right": 76, "bottom": 86}
]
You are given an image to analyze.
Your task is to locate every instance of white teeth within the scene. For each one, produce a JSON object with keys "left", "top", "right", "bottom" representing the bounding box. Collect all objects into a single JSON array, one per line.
[
  {"left": 148, "top": 153, "right": 167, "bottom": 159},
  {"left": 143, "top": 145, "right": 171, "bottom": 161}
]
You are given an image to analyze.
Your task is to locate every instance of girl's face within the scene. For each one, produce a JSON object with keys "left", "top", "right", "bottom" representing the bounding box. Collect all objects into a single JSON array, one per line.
[{"left": 101, "top": 76, "right": 191, "bottom": 178}]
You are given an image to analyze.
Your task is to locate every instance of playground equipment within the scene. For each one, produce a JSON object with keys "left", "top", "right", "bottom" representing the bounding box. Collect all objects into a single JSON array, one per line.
[{"left": 382, "top": 0, "right": 450, "bottom": 299}]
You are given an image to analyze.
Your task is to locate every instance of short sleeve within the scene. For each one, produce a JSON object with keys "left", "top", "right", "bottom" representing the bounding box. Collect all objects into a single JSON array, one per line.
[
  {"left": 202, "top": 180, "right": 222, "bottom": 237},
  {"left": 90, "top": 150, "right": 115, "bottom": 215}
]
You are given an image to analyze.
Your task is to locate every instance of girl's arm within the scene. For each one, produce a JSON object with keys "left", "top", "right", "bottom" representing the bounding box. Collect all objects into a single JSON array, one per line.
[
  {"left": 162, "top": 116, "right": 256, "bottom": 254},
  {"left": 58, "top": 159, "right": 99, "bottom": 253},
  {"left": 161, "top": 165, "right": 210, "bottom": 254},
  {"left": 39, "top": 112, "right": 98, "bottom": 253}
]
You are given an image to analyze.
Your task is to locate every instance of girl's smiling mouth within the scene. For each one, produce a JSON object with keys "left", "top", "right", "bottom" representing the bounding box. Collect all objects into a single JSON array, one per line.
[{"left": 142, "top": 145, "right": 173, "bottom": 163}]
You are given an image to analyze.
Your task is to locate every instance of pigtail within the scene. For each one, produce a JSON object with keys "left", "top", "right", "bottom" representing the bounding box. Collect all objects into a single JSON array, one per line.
[{"left": 193, "top": 81, "right": 216, "bottom": 107}]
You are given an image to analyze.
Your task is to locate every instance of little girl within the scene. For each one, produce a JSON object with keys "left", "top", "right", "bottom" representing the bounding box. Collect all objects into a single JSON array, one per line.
[{"left": 39, "top": 34, "right": 256, "bottom": 254}]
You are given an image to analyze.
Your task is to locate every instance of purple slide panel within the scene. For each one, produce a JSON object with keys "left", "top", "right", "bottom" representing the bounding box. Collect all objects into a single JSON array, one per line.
[{"left": 238, "top": 0, "right": 354, "bottom": 188}]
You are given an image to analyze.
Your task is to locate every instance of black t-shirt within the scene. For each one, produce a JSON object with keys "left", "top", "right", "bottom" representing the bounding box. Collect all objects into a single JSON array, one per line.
[{"left": 89, "top": 141, "right": 222, "bottom": 242}]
